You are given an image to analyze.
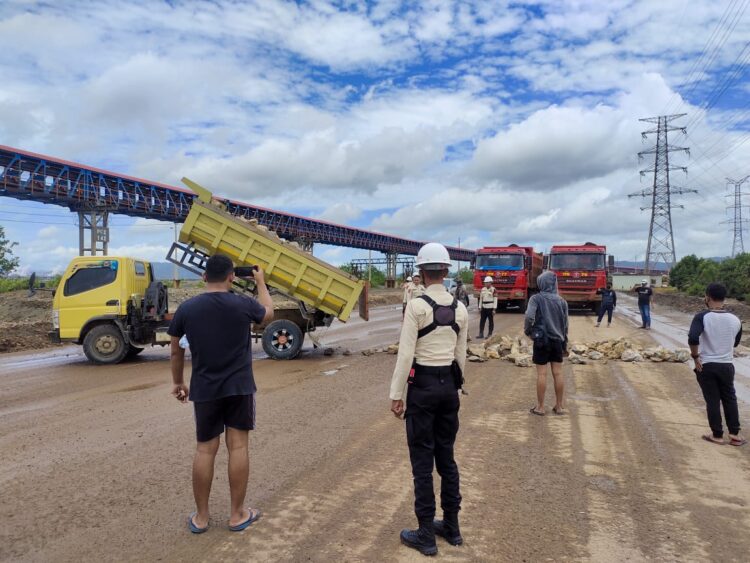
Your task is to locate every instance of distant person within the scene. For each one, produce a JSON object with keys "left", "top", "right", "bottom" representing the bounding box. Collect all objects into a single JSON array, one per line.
[
  {"left": 402, "top": 276, "right": 413, "bottom": 316},
  {"left": 525, "top": 271, "right": 569, "bottom": 416},
  {"left": 477, "top": 276, "right": 496, "bottom": 339},
  {"left": 411, "top": 273, "right": 425, "bottom": 300},
  {"left": 688, "top": 283, "right": 745, "bottom": 446},
  {"left": 453, "top": 279, "right": 469, "bottom": 308},
  {"left": 168, "top": 254, "right": 274, "bottom": 533},
  {"left": 635, "top": 279, "right": 653, "bottom": 329},
  {"left": 390, "top": 242, "right": 468, "bottom": 555},
  {"left": 595, "top": 282, "right": 617, "bottom": 327}
]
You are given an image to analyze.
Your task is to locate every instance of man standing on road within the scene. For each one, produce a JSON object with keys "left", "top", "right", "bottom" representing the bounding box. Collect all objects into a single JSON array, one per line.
[
  {"left": 402, "top": 276, "right": 413, "bottom": 317},
  {"left": 595, "top": 282, "right": 617, "bottom": 327},
  {"left": 411, "top": 272, "right": 425, "bottom": 299},
  {"left": 688, "top": 282, "right": 746, "bottom": 447},
  {"left": 477, "top": 275, "right": 496, "bottom": 339},
  {"left": 168, "top": 254, "right": 274, "bottom": 533},
  {"left": 390, "top": 242, "right": 469, "bottom": 556},
  {"left": 635, "top": 279, "right": 653, "bottom": 329},
  {"left": 525, "top": 271, "right": 569, "bottom": 416}
]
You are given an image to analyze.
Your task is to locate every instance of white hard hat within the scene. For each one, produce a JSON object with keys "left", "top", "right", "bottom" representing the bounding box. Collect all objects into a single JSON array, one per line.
[
  {"left": 416, "top": 242, "right": 451, "bottom": 270},
  {"left": 406, "top": 276, "right": 412, "bottom": 281},
  {"left": 412, "top": 272, "right": 421, "bottom": 278},
  {"left": 641, "top": 279, "right": 647, "bottom": 284},
  {"left": 484, "top": 275, "right": 493, "bottom": 283}
]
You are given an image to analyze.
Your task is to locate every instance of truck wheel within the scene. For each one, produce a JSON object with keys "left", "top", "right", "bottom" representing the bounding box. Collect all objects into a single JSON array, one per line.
[
  {"left": 126, "top": 345, "right": 144, "bottom": 358},
  {"left": 262, "top": 320, "right": 304, "bottom": 360},
  {"left": 591, "top": 303, "right": 602, "bottom": 316},
  {"left": 83, "top": 324, "right": 129, "bottom": 364}
]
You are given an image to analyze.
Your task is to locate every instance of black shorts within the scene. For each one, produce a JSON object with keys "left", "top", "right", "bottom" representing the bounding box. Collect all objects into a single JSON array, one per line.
[
  {"left": 532, "top": 340, "right": 564, "bottom": 365},
  {"left": 193, "top": 394, "right": 256, "bottom": 442}
]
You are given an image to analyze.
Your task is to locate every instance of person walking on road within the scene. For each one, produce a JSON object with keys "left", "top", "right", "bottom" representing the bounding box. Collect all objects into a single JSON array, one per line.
[
  {"left": 688, "top": 283, "right": 746, "bottom": 447},
  {"left": 390, "top": 242, "right": 469, "bottom": 556},
  {"left": 635, "top": 279, "right": 653, "bottom": 329},
  {"left": 402, "top": 276, "right": 413, "bottom": 317},
  {"left": 168, "top": 254, "right": 274, "bottom": 533},
  {"left": 596, "top": 282, "right": 617, "bottom": 327},
  {"left": 477, "top": 276, "right": 496, "bottom": 339},
  {"left": 525, "top": 271, "right": 569, "bottom": 416}
]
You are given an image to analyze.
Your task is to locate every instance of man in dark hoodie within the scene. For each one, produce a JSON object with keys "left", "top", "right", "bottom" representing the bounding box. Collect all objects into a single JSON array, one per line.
[
  {"left": 595, "top": 282, "right": 617, "bottom": 327},
  {"left": 524, "top": 271, "right": 569, "bottom": 416}
]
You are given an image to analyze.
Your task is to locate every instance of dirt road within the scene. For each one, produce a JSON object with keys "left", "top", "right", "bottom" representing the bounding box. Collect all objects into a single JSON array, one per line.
[{"left": 1, "top": 302, "right": 749, "bottom": 562}]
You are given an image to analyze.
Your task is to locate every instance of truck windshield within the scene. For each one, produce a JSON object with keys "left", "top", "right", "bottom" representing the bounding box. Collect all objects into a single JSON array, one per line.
[
  {"left": 475, "top": 254, "right": 524, "bottom": 270},
  {"left": 549, "top": 253, "right": 605, "bottom": 271}
]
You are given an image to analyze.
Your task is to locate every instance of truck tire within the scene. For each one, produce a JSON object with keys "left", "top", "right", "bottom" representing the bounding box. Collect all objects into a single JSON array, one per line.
[
  {"left": 262, "top": 320, "right": 304, "bottom": 360},
  {"left": 591, "top": 302, "right": 602, "bottom": 316},
  {"left": 83, "top": 324, "right": 129, "bottom": 364}
]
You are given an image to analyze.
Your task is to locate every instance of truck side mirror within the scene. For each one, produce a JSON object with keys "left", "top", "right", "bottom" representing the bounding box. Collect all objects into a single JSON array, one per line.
[
  {"left": 543, "top": 255, "right": 549, "bottom": 269},
  {"left": 608, "top": 255, "right": 615, "bottom": 270}
]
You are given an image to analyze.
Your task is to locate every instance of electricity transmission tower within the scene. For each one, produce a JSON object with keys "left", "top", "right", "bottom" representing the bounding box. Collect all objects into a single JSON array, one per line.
[
  {"left": 723, "top": 175, "right": 750, "bottom": 257},
  {"left": 629, "top": 114, "right": 697, "bottom": 273}
]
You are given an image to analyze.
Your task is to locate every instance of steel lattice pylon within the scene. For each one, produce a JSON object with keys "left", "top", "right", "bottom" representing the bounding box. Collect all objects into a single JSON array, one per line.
[
  {"left": 629, "top": 114, "right": 696, "bottom": 273},
  {"left": 723, "top": 176, "right": 750, "bottom": 257}
]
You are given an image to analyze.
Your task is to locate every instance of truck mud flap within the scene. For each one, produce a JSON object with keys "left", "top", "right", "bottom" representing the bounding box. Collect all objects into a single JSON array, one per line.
[{"left": 358, "top": 281, "right": 369, "bottom": 322}]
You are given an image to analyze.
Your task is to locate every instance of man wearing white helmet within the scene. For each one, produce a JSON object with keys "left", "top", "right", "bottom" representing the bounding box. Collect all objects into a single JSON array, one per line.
[
  {"left": 411, "top": 272, "right": 425, "bottom": 299},
  {"left": 635, "top": 279, "right": 653, "bottom": 329},
  {"left": 389, "top": 242, "right": 469, "bottom": 555},
  {"left": 477, "top": 275, "right": 496, "bottom": 339}
]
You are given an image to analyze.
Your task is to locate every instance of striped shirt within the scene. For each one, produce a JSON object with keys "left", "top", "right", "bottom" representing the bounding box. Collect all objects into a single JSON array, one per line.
[{"left": 688, "top": 309, "right": 742, "bottom": 364}]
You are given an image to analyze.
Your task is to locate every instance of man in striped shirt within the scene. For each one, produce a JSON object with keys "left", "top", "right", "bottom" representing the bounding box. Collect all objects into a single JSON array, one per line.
[{"left": 688, "top": 283, "right": 745, "bottom": 446}]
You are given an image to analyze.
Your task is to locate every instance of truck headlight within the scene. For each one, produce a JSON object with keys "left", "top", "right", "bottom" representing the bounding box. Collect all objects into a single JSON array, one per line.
[{"left": 53, "top": 310, "right": 60, "bottom": 329}]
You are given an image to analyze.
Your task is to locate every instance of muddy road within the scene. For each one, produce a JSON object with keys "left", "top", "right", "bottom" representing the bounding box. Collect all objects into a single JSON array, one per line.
[{"left": 1, "top": 302, "right": 749, "bottom": 562}]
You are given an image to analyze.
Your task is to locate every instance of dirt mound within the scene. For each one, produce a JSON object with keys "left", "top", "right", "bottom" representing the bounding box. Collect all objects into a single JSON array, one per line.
[
  {"left": 0, "top": 290, "right": 54, "bottom": 324},
  {"left": 653, "top": 291, "right": 750, "bottom": 321},
  {"left": 0, "top": 320, "right": 59, "bottom": 353}
]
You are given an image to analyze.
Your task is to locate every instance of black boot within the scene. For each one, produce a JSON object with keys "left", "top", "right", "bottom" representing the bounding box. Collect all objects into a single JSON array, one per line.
[
  {"left": 400, "top": 522, "right": 437, "bottom": 556},
  {"left": 433, "top": 512, "right": 463, "bottom": 546}
]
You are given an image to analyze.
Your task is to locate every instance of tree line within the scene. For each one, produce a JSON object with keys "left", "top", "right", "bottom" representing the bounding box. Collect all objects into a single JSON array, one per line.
[{"left": 670, "top": 253, "right": 750, "bottom": 300}]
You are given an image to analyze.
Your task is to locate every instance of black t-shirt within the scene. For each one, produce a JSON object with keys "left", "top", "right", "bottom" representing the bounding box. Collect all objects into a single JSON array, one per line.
[
  {"left": 167, "top": 291, "right": 266, "bottom": 402},
  {"left": 635, "top": 286, "right": 653, "bottom": 305}
]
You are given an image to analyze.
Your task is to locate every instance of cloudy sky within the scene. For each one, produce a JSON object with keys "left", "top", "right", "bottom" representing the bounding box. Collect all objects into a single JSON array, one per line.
[{"left": 1, "top": 0, "right": 749, "bottom": 274}]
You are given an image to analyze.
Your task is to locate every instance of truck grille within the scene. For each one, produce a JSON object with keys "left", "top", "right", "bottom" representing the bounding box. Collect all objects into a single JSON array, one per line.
[{"left": 495, "top": 276, "right": 517, "bottom": 284}]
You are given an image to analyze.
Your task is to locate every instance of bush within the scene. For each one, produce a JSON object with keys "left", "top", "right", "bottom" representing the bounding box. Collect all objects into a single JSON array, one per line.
[{"left": 670, "top": 253, "right": 749, "bottom": 299}]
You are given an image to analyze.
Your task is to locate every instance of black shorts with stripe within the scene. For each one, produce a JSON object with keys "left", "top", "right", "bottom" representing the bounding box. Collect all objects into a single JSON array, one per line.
[{"left": 193, "top": 394, "right": 256, "bottom": 443}]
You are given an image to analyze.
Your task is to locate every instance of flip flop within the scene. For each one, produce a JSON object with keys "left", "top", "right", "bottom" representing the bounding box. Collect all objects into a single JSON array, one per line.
[
  {"left": 552, "top": 406, "right": 566, "bottom": 415},
  {"left": 188, "top": 512, "right": 208, "bottom": 534},
  {"left": 701, "top": 434, "right": 724, "bottom": 446},
  {"left": 730, "top": 437, "right": 747, "bottom": 447},
  {"left": 529, "top": 407, "right": 545, "bottom": 416},
  {"left": 229, "top": 508, "right": 262, "bottom": 532}
]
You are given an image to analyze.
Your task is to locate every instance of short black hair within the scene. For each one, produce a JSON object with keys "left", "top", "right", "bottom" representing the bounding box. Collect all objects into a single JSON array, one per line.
[
  {"left": 606, "top": 282, "right": 612, "bottom": 288},
  {"left": 706, "top": 282, "right": 727, "bottom": 301},
  {"left": 205, "top": 254, "right": 234, "bottom": 283}
]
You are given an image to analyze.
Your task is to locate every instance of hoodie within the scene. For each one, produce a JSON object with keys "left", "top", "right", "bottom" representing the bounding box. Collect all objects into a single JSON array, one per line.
[{"left": 524, "top": 271, "right": 569, "bottom": 344}]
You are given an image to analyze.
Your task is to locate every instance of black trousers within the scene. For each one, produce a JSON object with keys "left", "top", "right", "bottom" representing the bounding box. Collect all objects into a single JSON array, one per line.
[
  {"left": 479, "top": 308, "right": 494, "bottom": 335},
  {"left": 696, "top": 362, "right": 740, "bottom": 438},
  {"left": 597, "top": 304, "right": 614, "bottom": 323},
  {"left": 405, "top": 366, "right": 461, "bottom": 523}
]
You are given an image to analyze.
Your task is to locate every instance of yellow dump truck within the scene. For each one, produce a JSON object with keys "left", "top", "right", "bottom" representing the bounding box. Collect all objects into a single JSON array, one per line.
[{"left": 50, "top": 178, "right": 367, "bottom": 363}]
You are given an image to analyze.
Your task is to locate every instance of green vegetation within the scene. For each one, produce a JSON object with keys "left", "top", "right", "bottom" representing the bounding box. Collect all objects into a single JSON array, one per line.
[
  {"left": 340, "top": 264, "right": 387, "bottom": 287},
  {"left": 0, "top": 226, "right": 20, "bottom": 277},
  {"left": 670, "top": 254, "right": 750, "bottom": 300},
  {"left": 0, "top": 275, "right": 61, "bottom": 294}
]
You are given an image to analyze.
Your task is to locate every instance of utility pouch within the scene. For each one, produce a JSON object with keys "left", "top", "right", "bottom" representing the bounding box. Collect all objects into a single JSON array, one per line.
[
  {"left": 451, "top": 360, "right": 464, "bottom": 390},
  {"left": 531, "top": 307, "right": 549, "bottom": 346},
  {"left": 408, "top": 361, "right": 416, "bottom": 385}
]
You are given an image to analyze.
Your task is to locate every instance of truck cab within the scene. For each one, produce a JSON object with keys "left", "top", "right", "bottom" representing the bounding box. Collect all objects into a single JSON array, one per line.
[
  {"left": 545, "top": 242, "right": 613, "bottom": 313},
  {"left": 473, "top": 245, "right": 543, "bottom": 312},
  {"left": 51, "top": 256, "right": 169, "bottom": 364}
]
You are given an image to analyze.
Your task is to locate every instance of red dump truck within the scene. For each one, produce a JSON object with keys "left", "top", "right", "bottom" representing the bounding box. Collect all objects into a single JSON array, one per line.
[
  {"left": 473, "top": 245, "right": 543, "bottom": 312},
  {"left": 544, "top": 242, "right": 614, "bottom": 314}
]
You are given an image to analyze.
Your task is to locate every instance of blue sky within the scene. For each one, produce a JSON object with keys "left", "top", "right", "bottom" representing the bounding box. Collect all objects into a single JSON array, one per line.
[{"left": 1, "top": 0, "right": 749, "bottom": 274}]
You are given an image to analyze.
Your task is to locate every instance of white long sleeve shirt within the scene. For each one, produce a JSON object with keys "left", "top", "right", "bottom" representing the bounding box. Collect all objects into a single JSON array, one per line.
[{"left": 389, "top": 283, "right": 469, "bottom": 401}]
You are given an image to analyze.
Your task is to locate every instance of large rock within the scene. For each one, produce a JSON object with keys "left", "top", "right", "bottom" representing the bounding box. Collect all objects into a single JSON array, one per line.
[
  {"left": 468, "top": 355, "right": 487, "bottom": 362},
  {"left": 673, "top": 349, "right": 691, "bottom": 363},
  {"left": 468, "top": 344, "right": 488, "bottom": 358},
  {"left": 387, "top": 344, "right": 399, "bottom": 355},
  {"left": 514, "top": 354, "right": 533, "bottom": 367},
  {"left": 587, "top": 350, "right": 604, "bottom": 360},
  {"left": 484, "top": 333, "right": 506, "bottom": 348},
  {"left": 568, "top": 353, "right": 587, "bottom": 364},
  {"left": 621, "top": 349, "right": 643, "bottom": 362},
  {"left": 486, "top": 347, "right": 501, "bottom": 360},
  {"left": 570, "top": 343, "right": 588, "bottom": 355}
]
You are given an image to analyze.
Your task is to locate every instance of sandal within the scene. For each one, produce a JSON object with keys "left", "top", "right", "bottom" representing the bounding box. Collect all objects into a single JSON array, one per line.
[
  {"left": 701, "top": 434, "right": 724, "bottom": 445},
  {"left": 552, "top": 406, "right": 566, "bottom": 415},
  {"left": 730, "top": 437, "right": 747, "bottom": 447},
  {"left": 229, "top": 507, "right": 262, "bottom": 531},
  {"left": 188, "top": 512, "right": 209, "bottom": 534},
  {"left": 529, "top": 407, "right": 545, "bottom": 416}
]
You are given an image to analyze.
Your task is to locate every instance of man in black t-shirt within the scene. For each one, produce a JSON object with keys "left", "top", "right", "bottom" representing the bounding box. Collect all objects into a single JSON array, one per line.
[
  {"left": 634, "top": 279, "right": 653, "bottom": 329},
  {"left": 168, "top": 254, "right": 273, "bottom": 534}
]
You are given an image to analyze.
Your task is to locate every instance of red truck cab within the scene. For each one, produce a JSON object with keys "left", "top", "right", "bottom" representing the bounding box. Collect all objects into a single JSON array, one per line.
[
  {"left": 545, "top": 242, "right": 613, "bottom": 314},
  {"left": 473, "top": 245, "right": 543, "bottom": 312}
]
